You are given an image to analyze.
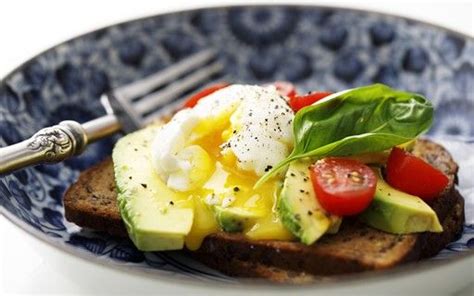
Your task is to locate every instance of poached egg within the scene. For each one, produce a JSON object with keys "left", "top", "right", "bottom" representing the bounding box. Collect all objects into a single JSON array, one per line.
[{"left": 151, "top": 84, "right": 294, "bottom": 192}]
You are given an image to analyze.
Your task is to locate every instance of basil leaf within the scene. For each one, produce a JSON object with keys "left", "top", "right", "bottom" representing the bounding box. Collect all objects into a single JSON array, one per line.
[{"left": 255, "top": 84, "right": 433, "bottom": 187}]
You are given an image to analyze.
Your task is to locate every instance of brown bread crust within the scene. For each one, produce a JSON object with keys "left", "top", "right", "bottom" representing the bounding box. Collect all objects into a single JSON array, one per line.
[
  {"left": 193, "top": 191, "right": 464, "bottom": 280},
  {"left": 63, "top": 139, "right": 465, "bottom": 281},
  {"left": 64, "top": 158, "right": 126, "bottom": 237},
  {"left": 191, "top": 193, "right": 464, "bottom": 282}
]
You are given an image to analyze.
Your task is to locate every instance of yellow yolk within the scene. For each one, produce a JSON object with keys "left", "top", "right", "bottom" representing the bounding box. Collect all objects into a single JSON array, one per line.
[
  {"left": 183, "top": 129, "right": 293, "bottom": 250},
  {"left": 151, "top": 85, "right": 296, "bottom": 250},
  {"left": 185, "top": 195, "right": 219, "bottom": 250}
]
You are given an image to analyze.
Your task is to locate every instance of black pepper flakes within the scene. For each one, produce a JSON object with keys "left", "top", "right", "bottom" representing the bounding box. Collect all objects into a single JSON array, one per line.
[
  {"left": 141, "top": 183, "right": 147, "bottom": 189},
  {"left": 299, "top": 189, "right": 305, "bottom": 193},
  {"left": 308, "top": 210, "right": 313, "bottom": 216},
  {"left": 264, "top": 165, "right": 273, "bottom": 172},
  {"left": 233, "top": 186, "right": 240, "bottom": 192},
  {"left": 169, "top": 201, "right": 174, "bottom": 206}
]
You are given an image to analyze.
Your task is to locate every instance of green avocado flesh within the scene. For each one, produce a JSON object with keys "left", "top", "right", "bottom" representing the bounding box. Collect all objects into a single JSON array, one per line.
[
  {"left": 113, "top": 126, "right": 194, "bottom": 251},
  {"left": 214, "top": 206, "right": 263, "bottom": 232},
  {"left": 278, "top": 160, "right": 342, "bottom": 245},
  {"left": 360, "top": 169, "right": 443, "bottom": 234},
  {"left": 113, "top": 124, "right": 439, "bottom": 250}
]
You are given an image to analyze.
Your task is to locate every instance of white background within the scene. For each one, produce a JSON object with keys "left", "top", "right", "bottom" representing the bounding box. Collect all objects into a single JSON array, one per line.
[{"left": 0, "top": 0, "right": 473, "bottom": 295}]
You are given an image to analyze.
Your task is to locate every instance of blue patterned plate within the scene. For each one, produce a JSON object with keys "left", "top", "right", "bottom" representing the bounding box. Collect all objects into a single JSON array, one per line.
[{"left": 0, "top": 5, "right": 473, "bottom": 286}]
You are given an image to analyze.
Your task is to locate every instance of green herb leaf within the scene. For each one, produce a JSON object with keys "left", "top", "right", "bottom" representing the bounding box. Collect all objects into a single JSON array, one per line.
[{"left": 255, "top": 84, "right": 433, "bottom": 187}]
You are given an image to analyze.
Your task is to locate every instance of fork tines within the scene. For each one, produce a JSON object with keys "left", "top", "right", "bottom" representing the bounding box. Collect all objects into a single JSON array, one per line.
[{"left": 106, "top": 49, "right": 224, "bottom": 131}]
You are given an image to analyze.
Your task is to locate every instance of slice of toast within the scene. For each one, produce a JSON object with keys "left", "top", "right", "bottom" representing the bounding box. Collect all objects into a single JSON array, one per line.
[{"left": 63, "top": 139, "right": 465, "bottom": 282}]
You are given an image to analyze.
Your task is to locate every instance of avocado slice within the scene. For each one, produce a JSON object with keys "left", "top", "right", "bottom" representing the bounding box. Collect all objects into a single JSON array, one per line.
[
  {"left": 214, "top": 206, "right": 264, "bottom": 232},
  {"left": 359, "top": 169, "right": 443, "bottom": 234},
  {"left": 278, "top": 160, "right": 342, "bottom": 245},
  {"left": 113, "top": 126, "right": 194, "bottom": 251}
]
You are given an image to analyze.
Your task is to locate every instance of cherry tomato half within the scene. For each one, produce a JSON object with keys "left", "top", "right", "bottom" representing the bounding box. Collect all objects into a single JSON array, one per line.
[
  {"left": 289, "top": 92, "right": 332, "bottom": 112},
  {"left": 272, "top": 81, "right": 297, "bottom": 98},
  {"left": 183, "top": 82, "right": 229, "bottom": 108},
  {"left": 386, "top": 147, "right": 449, "bottom": 200},
  {"left": 310, "top": 158, "right": 377, "bottom": 216}
]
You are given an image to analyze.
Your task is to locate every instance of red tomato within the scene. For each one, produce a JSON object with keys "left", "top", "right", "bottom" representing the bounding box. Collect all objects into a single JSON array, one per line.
[
  {"left": 272, "top": 81, "right": 297, "bottom": 98},
  {"left": 386, "top": 147, "right": 449, "bottom": 200},
  {"left": 183, "top": 82, "right": 229, "bottom": 108},
  {"left": 310, "top": 158, "right": 377, "bottom": 216},
  {"left": 289, "top": 92, "right": 332, "bottom": 112}
]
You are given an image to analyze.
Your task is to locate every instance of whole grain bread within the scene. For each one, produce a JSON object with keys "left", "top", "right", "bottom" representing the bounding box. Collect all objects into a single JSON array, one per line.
[{"left": 63, "top": 139, "right": 464, "bottom": 282}]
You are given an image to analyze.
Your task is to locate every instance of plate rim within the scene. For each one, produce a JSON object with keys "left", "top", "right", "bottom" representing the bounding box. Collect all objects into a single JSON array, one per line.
[
  {"left": 1, "top": 205, "right": 473, "bottom": 290},
  {"left": 0, "top": 3, "right": 472, "bottom": 84}
]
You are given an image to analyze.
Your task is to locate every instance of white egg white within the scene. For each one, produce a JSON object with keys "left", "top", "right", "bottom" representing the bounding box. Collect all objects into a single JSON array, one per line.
[{"left": 151, "top": 84, "right": 295, "bottom": 191}]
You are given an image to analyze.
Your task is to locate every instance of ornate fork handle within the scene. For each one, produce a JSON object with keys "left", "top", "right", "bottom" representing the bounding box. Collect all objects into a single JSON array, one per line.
[{"left": 0, "top": 115, "right": 120, "bottom": 174}]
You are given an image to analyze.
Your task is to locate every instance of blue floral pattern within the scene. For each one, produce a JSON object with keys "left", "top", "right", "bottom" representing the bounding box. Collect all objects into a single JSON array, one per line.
[{"left": 0, "top": 6, "right": 473, "bottom": 282}]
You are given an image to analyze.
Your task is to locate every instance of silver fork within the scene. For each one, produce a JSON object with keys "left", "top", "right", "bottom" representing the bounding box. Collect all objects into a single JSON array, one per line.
[{"left": 0, "top": 49, "right": 224, "bottom": 174}]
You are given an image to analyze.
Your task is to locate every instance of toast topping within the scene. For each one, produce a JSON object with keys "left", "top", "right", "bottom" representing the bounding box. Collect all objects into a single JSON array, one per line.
[
  {"left": 359, "top": 168, "right": 443, "bottom": 233},
  {"left": 110, "top": 83, "right": 448, "bottom": 252}
]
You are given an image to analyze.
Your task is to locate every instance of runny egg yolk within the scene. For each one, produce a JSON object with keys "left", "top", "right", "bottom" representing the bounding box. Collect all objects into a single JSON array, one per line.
[
  {"left": 184, "top": 127, "right": 294, "bottom": 250},
  {"left": 151, "top": 85, "right": 296, "bottom": 249}
]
